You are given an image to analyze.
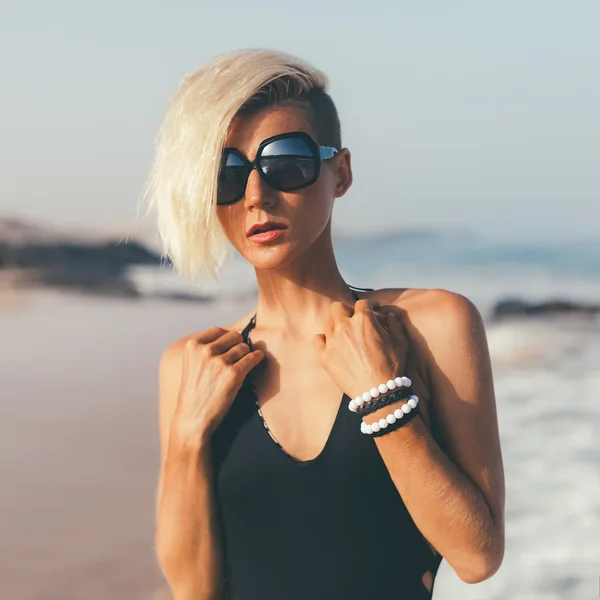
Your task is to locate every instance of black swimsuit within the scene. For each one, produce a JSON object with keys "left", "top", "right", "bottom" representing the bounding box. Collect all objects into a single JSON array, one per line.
[{"left": 211, "top": 286, "right": 443, "bottom": 599}]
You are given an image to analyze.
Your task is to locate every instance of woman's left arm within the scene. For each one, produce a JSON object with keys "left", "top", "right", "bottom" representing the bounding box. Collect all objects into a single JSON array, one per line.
[{"left": 367, "top": 290, "right": 505, "bottom": 584}]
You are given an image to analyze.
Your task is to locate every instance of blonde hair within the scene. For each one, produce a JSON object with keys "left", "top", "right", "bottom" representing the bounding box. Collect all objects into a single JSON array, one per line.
[{"left": 141, "top": 49, "right": 332, "bottom": 280}]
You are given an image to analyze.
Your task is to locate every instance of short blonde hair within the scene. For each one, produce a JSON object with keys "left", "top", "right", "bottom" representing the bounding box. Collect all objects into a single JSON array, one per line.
[{"left": 141, "top": 49, "right": 333, "bottom": 280}]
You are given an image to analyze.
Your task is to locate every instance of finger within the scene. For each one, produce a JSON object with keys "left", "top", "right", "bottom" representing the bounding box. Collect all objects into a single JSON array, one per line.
[
  {"left": 353, "top": 298, "right": 373, "bottom": 314},
  {"left": 330, "top": 301, "right": 353, "bottom": 324},
  {"left": 386, "top": 311, "right": 408, "bottom": 339},
  {"left": 234, "top": 349, "right": 265, "bottom": 374},
  {"left": 369, "top": 309, "right": 389, "bottom": 334},
  {"left": 324, "top": 316, "right": 335, "bottom": 336},
  {"left": 374, "top": 312, "right": 388, "bottom": 329},
  {"left": 208, "top": 329, "right": 244, "bottom": 354},
  {"left": 193, "top": 326, "right": 230, "bottom": 344},
  {"left": 376, "top": 304, "right": 397, "bottom": 321},
  {"left": 355, "top": 299, "right": 387, "bottom": 331},
  {"left": 358, "top": 298, "right": 389, "bottom": 328},
  {"left": 221, "top": 340, "right": 251, "bottom": 364}
]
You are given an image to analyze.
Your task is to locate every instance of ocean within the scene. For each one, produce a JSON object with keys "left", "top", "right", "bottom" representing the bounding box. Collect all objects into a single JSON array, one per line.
[{"left": 130, "top": 233, "right": 600, "bottom": 599}]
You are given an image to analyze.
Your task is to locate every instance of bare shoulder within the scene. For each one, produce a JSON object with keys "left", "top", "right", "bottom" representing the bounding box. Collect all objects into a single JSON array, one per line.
[
  {"left": 158, "top": 333, "right": 198, "bottom": 382},
  {"left": 367, "top": 287, "right": 482, "bottom": 341},
  {"left": 388, "top": 286, "right": 475, "bottom": 314},
  {"left": 159, "top": 309, "right": 257, "bottom": 381}
]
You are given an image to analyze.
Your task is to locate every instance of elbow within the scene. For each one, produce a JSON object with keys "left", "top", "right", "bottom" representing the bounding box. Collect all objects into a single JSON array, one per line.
[
  {"left": 155, "top": 531, "right": 172, "bottom": 575},
  {"left": 459, "top": 563, "right": 499, "bottom": 584},
  {"left": 458, "top": 536, "right": 505, "bottom": 584},
  {"left": 155, "top": 541, "right": 223, "bottom": 600},
  {"left": 154, "top": 537, "right": 183, "bottom": 593}
]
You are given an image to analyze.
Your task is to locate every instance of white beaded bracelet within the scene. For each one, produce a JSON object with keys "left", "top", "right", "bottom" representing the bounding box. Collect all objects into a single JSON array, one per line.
[
  {"left": 360, "top": 395, "right": 419, "bottom": 434},
  {"left": 348, "top": 376, "right": 412, "bottom": 413}
]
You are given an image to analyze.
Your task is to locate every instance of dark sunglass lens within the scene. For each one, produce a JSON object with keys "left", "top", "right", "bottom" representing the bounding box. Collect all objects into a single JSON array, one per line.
[
  {"left": 217, "top": 152, "right": 247, "bottom": 204},
  {"left": 259, "top": 138, "right": 316, "bottom": 190}
]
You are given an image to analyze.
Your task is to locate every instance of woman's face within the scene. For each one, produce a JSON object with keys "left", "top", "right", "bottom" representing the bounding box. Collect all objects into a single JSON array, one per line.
[{"left": 216, "top": 105, "right": 352, "bottom": 271}]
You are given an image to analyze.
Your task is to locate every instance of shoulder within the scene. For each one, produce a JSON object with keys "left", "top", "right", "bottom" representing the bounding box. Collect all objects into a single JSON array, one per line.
[
  {"left": 399, "top": 288, "right": 481, "bottom": 332},
  {"left": 159, "top": 309, "right": 256, "bottom": 377},
  {"left": 368, "top": 287, "right": 483, "bottom": 343},
  {"left": 368, "top": 287, "right": 488, "bottom": 385},
  {"left": 158, "top": 332, "right": 197, "bottom": 379},
  {"left": 157, "top": 334, "right": 202, "bottom": 430},
  {"left": 380, "top": 288, "right": 493, "bottom": 410}
]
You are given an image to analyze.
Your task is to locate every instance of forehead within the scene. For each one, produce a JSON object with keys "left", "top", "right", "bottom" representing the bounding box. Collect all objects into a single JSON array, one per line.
[{"left": 225, "top": 105, "right": 317, "bottom": 157}]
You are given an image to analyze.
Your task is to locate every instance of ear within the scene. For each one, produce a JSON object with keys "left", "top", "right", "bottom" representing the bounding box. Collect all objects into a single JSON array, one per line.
[{"left": 333, "top": 149, "right": 353, "bottom": 198}]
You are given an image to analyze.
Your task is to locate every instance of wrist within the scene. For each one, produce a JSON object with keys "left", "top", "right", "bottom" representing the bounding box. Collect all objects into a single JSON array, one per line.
[
  {"left": 348, "top": 373, "right": 412, "bottom": 413},
  {"left": 169, "top": 416, "right": 213, "bottom": 455},
  {"left": 362, "top": 403, "right": 425, "bottom": 442},
  {"left": 362, "top": 401, "right": 406, "bottom": 423},
  {"left": 350, "top": 372, "right": 408, "bottom": 402}
]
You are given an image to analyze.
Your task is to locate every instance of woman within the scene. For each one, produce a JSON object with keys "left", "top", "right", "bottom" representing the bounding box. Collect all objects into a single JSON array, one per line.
[{"left": 147, "top": 49, "right": 505, "bottom": 600}]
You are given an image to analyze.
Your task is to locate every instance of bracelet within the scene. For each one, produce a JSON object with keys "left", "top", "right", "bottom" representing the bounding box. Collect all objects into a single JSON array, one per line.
[
  {"left": 348, "top": 376, "right": 412, "bottom": 413},
  {"left": 356, "top": 386, "right": 412, "bottom": 418},
  {"left": 372, "top": 405, "right": 420, "bottom": 437},
  {"left": 360, "top": 395, "right": 419, "bottom": 437}
]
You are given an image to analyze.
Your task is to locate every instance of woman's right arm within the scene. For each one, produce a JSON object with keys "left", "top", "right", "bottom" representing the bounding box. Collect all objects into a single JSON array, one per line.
[{"left": 155, "top": 327, "right": 264, "bottom": 600}]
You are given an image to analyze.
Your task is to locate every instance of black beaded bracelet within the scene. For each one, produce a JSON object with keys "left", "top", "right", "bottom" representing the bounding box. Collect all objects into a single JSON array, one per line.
[
  {"left": 371, "top": 405, "right": 420, "bottom": 437},
  {"left": 357, "top": 386, "right": 412, "bottom": 418}
]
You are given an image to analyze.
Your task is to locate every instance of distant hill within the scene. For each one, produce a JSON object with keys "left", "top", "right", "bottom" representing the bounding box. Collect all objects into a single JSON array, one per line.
[
  {"left": 0, "top": 216, "right": 167, "bottom": 299},
  {"left": 332, "top": 227, "right": 474, "bottom": 245}
]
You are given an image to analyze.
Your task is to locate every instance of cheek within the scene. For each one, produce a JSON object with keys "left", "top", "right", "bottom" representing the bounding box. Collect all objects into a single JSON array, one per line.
[
  {"left": 284, "top": 174, "right": 335, "bottom": 234},
  {"left": 287, "top": 187, "right": 331, "bottom": 231},
  {"left": 307, "top": 177, "right": 336, "bottom": 217}
]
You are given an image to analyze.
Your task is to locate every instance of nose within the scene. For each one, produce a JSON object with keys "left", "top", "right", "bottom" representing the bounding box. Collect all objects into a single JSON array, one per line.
[{"left": 243, "top": 168, "right": 276, "bottom": 210}]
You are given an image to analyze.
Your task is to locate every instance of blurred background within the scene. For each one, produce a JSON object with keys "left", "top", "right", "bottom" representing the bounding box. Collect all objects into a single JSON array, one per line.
[{"left": 1, "top": 1, "right": 599, "bottom": 599}]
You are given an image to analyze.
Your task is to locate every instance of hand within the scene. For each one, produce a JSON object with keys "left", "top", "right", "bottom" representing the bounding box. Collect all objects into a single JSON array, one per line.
[
  {"left": 312, "top": 299, "right": 409, "bottom": 400},
  {"left": 173, "top": 327, "right": 265, "bottom": 441}
]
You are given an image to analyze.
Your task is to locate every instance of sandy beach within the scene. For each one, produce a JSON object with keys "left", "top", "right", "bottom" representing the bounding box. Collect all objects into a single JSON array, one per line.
[{"left": 0, "top": 290, "right": 256, "bottom": 600}]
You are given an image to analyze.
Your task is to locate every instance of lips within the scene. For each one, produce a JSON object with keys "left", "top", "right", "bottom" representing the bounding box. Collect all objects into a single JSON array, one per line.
[{"left": 246, "top": 221, "right": 288, "bottom": 237}]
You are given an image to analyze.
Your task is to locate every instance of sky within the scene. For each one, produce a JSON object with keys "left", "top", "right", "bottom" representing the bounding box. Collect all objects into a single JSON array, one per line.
[{"left": 1, "top": 0, "right": 598, "bottom": 242}]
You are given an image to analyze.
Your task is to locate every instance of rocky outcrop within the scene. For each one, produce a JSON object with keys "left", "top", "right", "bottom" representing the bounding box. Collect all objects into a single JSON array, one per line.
[
  {"left": 492, "top": 298, "right": 600, "bottom": 320},
  {"left": 0, "top": 217, "right": 173, "bottom": 299}
]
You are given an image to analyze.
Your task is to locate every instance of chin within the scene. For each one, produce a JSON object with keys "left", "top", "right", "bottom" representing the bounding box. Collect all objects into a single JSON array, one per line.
[{"left": 244, "top": 242, "right": 301, "bottom": 270}]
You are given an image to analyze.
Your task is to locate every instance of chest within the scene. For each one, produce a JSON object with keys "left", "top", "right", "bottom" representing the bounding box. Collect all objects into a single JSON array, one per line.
[
  {"left": 250, "top": 355, "right": 345, "bottom": 462},
  {"left": 247, "top": 347, "right": 435, "bottom": 463}
]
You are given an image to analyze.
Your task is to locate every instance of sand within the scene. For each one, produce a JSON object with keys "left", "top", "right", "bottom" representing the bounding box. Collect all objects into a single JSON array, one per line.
[{"left": 0, "top": 290, "right": 255, "bottom": 600}]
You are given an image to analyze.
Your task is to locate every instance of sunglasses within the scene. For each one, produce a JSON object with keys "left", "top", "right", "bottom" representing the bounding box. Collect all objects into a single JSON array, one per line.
[{"left": 217, "top": 131, "right": 339, "bottom": 205}]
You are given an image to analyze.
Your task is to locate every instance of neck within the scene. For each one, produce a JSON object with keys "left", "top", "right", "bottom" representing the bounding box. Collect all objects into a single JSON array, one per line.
[{"left": 252, "top": 223, "right": 358, "bottom": 338}]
